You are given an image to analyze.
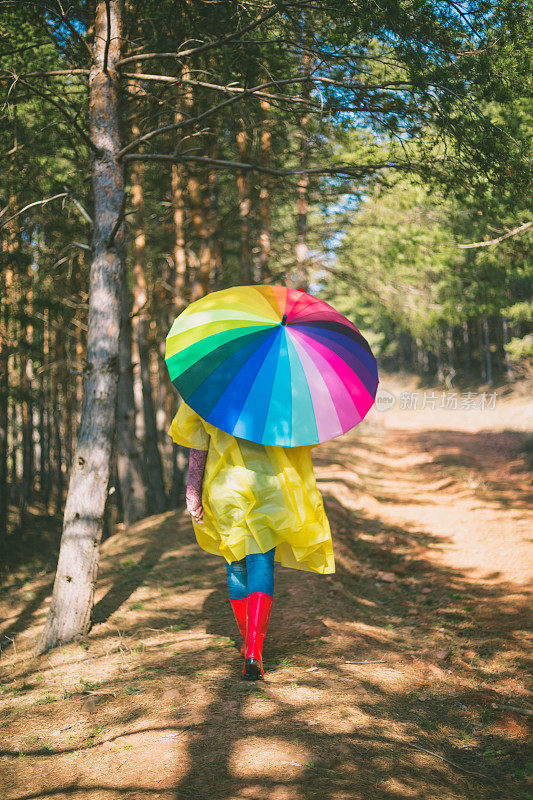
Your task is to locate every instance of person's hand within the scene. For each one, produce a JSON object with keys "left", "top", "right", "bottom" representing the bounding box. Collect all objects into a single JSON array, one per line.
[
  {"left": 186, "top": 494, "right": 204, "bottom": 524},
  {"left": 186, "top": 484, "right": 204, "bottom": 524},
  {"left": 186, "top": 447, "right": 208, "bottom": 526}
]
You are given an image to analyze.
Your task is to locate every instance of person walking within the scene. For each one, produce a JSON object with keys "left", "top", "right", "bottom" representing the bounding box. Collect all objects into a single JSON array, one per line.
[
  {"left": 165, "top": 285, "right": 378, "bottom": 679},
  {"left": 168, "top": 399, "right": 335, "bottom": 681}
]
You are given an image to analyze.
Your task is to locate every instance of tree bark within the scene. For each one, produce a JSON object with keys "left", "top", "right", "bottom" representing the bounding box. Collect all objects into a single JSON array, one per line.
[
  {"left": 171, "top": 155, "right": 188, "bottom": 304},
  {"left": 2, "top": 99, "right": 19, "bottom": 542},
  {"left": 20, "top": 258, "right": 34, "bottom": 529},
  {"left": 170, "top": 99, "right": 188, "bottom": 307},
  {"left": 206, "top": 138, "right": 222, "bottom": 290},
  {"left": 38, "top": 0, "right": 125, "bottom": 653},
  {"left": 236, "top": 118, "right": 253, "bottom": 283},
  {"left": 114, "top": 83, "right": 148, "bottom": 526},
  {"left": 462, "top": 319, "right": 471, "bottom": 377},
  {"left": 415, "top": 337, "right": 424, "bottom": 375},
  {"left": 295, "top": 53, "right": 311, "bottom": 292},
  {"left": 477, "top": 319, "right": 485, "bottom": 381},
  {"left": 63, "top": 331, "right": 73, "bottom": 475},
  {"left": 51, "top": 329, "right": 64, "bottom": 516},
  {"left": 130, "top": 139, "right": 167, "bottom": 514},
  {"left": 482, "top": 315, "right": 493, "bottom": 385},
  {"left": 188, "top": 171, "right": 213, "bottom": 300},
  {"left": 258, "top": 76, "right": 271, "bottom": 283},
  {"left": 0, "top": 244, "right": 11, "bottom": 548},
  {"left": 501, "top": 315, "right": 514, "bottom": 382},
  {"left": 41, "top": 307, "right": 52, "bottom": 512},
  {"left": 116, "top": 259, "right": 147, "bottom": 525},
  {"left": 178, "top": 64, "right": 212, "bottom": 301},
  {"left": 435, "top": 335, "right": 444, "bottom": 384},
  {"left": 445, "top": 326, "right": 455, "bottom": 386}
]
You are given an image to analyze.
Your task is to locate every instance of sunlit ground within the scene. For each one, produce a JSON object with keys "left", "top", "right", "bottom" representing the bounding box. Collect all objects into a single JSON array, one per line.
[{"left": 1, "top": 372, "right": 531, "bottom": 800}]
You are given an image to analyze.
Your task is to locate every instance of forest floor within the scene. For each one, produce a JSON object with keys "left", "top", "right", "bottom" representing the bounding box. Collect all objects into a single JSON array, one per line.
[{"left": 1, "top": 372, "right": 532, "bottom": 800}]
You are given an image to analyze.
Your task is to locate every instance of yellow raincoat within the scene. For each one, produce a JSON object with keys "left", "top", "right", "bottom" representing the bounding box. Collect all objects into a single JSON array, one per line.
[{"left": 168, "top": 401, "right": 335, "bottom": 574}]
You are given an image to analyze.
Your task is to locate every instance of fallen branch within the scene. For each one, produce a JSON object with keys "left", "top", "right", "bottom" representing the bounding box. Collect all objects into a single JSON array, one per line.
[
  {"left": 491, "top": 702, "right": 533, "bottom": 717},
  {"left": 405, "top": 742, "right": 495, "bottom": 783}
]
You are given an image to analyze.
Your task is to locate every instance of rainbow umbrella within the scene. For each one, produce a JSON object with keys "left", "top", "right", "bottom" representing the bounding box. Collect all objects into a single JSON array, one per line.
[{"left": 165, "top": 285, "right": 379, "bottom": 447}]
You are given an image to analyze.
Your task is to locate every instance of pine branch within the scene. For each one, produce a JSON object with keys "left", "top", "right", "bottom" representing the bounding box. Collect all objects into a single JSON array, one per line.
[
  {"left": 13, "top": 77, "right": 98, "bottom": 154},
  {"left": 122, "top": 73, "right": 314, "bottom": 105},
  {"left": 0, "top": 70, "right": 90, "bottom": 81},
  {"left": 0, "top": 193, "right": 68, "bottom": 229},
  {"left": 458, "top": 220, "right": 533, "bottom": 248},
  {"left": 123, "top": 151, "right": 420, "bottom": 178},
  {"left": 117, "top": 2, "right": 304, "bottom": 66},
  {"left": 117, "top": 74, "right": 313, "bottom": 158}
]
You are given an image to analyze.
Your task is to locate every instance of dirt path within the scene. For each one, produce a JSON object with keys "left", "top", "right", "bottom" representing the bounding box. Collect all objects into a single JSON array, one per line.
[{"left": 1, "top": 377, "right": 532, "bottom": 800}]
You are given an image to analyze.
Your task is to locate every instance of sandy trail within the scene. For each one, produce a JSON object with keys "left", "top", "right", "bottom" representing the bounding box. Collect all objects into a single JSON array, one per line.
[{"left": 1, "top": 375, "right": 531, "bottom": 800}]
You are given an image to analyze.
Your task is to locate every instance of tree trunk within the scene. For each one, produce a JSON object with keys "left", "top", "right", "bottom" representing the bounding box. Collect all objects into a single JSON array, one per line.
[
  {"left": 51, "top": 331, "right": 64, "bottom": 517},
  {"left": 170, "top": 138, "right": 188, "bottom": 307},
  {"left": 178, "top": 64, "right": 212, "bottom": 301},
  {"left": 482, "top": 315, "right": 493, "bottom": 385},
  {"left": 501, "top": 315, "right": 514, "bottom": 382},
  {"left": 236, "top": 119, "right": 253, "bottom": 284},
  {"left": 130, "top": 140, "right": 167, "bottom": 515},
  {"left": 38, "top": 370, "right": 49, "bottom": 503},
  {"left": 258, "top": 76, "right": 271, "bottom": 283},
  {"left": 8, "top": 230, "right": 21, "bottom": 508},
  {"left": 415, "top": 337, "right": 424, "bottom": 375},
  {"left": 63, "top": 337, "right": 73, "bottom": 475},
  {"left": 206, "top": 140, "right": 222, "bottom": 290},
  {"left": 1, "top": 109, "right": 19, "bottom": 543},
  {"left": 168, "top": 97, "right": 191, "bottom": 501},
  {"left": 0, "top": 249, "right": 11, "bottom": 548},
  {"left": 20, "top": 258, "right": 34, "bottom": 528},
  {"left": 295, "top": 156, "right": 310, "bottom": 291},
  {"left": 435, "top": 335, "right": 444, "bottom": 384},
  {"left": 170, "top": 440, "right": 187, "bottom": 507},
  {"left": 38, "top": 0, "right": 125, "bottom": 653},
  {"left": 295, "top": 54, "right": 311, "bottom": 292},
  {"left": 114, "top": 90, "right": 147, "bottom": 526},
  {"left": 41, "top": 307, "right": 52, "bottom": 511},
  {"left": 445, "top": 326, "right": 455, "bottom": 386},
  {"left": 169, "top": 78, "right": 192, "bottom": 304},
  {"left": 462, "top": 319, "right": 471, "bottom": 377},
  {"left": 19, "top": 288, "right": 29, "bottom": 526},
  {"left": 8, "top": 385, "right": 18, "bottom": 493},
  {"left": 477, "top": 318, "right": 486, "bottom": 381},
  {"left": 188, "top": 171, "right": 213, "bottom": 300},
  {"left": 116, "top": 260, "right": 147, "bottom": 525}
]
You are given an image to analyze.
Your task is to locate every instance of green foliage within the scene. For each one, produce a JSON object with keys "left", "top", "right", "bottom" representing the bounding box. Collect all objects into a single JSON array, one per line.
[{"left": 505, "top": 335, "right": 533, "bottom": 363}]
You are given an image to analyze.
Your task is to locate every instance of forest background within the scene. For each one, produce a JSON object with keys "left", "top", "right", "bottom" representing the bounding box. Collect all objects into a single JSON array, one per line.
[{"left": 0, "top": 0, "right": 531, "bottom": 652}]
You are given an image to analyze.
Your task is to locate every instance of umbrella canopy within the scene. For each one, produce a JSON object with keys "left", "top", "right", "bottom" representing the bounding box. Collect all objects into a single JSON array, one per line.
[{"left": 165, "top": 285, "right": 379, "bottom": 447}]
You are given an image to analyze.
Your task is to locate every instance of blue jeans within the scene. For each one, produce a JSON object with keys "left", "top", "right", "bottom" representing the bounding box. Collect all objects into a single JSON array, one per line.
[{"left": 226, "top": 547, "right": 275, "bottom": 599}]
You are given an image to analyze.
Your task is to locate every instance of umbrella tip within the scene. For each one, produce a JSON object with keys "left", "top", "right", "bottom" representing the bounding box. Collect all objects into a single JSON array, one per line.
[{"left": 281, "top": 313, "right": 288, "bottom": 326}]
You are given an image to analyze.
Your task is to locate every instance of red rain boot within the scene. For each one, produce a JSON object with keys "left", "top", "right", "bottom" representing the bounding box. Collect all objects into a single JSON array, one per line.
[
  {"left": 242, "top": 592, "right": 273, "bottom": 680},
  {"left": 229, "top": 598, "right": 247, "bottom": 656}
]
